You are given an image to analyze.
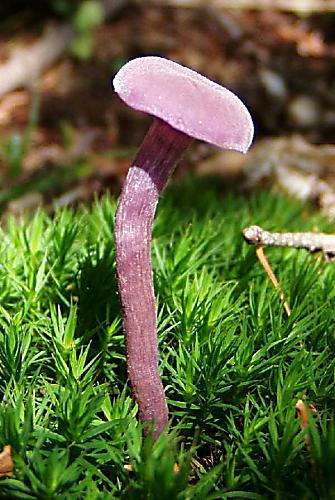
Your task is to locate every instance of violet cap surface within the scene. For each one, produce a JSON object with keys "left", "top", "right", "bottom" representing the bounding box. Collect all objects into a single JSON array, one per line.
[{"left": 113, "top": 56, "right": 254, "bottom": 153}]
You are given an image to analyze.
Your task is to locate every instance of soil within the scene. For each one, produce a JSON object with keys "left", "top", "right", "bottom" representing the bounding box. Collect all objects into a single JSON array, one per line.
[{"left": 0, "top": 4, "right": 335, "bottom": 212}]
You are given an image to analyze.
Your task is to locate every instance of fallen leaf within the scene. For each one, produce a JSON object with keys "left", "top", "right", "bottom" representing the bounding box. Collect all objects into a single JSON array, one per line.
[
  {"left": 296, "top": 399, "right": 309, "bottom": 430},
  {"left": 0, "top": 444, "right": 13, "bottom": 477}
]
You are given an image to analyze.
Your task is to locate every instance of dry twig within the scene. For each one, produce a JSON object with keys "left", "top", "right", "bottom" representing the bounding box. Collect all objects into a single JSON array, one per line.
[
  {"left": 242, "top": 223, "right": 335, "bottom": 322},
  {"left": 243, "top": 225, "right": 335, "bottom": 258},
  {"left": 255, "top": 246, "right": 292, "bottom": 317}
]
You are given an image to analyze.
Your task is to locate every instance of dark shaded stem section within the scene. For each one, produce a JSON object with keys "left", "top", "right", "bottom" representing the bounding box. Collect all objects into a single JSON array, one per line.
[{"left": 115, "top": 118, "right": 192, "bottom": 438}]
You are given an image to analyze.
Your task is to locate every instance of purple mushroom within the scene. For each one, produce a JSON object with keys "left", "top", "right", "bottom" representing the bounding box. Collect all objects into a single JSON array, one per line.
[{"left": 113, "top": 56, "right": 254, "bottom": 438}]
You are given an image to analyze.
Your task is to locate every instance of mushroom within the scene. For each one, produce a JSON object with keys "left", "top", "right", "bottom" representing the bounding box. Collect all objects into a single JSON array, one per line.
[{"left": 112, "top": 56, "right": 254, "bottom": 438}]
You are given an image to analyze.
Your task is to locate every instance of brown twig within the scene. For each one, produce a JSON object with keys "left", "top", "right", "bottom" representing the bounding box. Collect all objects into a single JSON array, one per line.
[
  {"left": 243, "top": 225, "right": 335, "bottom": 258},
  {"left": 255, "top": 245, "right": 292, "bottom": 317}
]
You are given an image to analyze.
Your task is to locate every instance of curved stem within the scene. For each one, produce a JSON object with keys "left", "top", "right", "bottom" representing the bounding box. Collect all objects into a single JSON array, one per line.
[{"left": 115, "top": 118, "right": 192, "bottom": 438}]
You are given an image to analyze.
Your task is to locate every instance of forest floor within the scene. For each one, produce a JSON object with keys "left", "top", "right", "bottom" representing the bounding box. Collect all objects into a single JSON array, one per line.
[{"left": 0, "top": 4, "right": 334, "bottom": 215}]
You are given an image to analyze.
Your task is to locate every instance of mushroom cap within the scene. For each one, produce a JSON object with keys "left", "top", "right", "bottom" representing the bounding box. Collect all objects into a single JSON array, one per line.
[{"left": 113, "top": 56, "right": 254, "bottom": 153}]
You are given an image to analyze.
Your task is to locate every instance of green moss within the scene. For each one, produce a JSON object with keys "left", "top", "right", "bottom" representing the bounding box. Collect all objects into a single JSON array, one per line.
[{"left": 0, "top": 177, "right": 334, "bottom": 498}]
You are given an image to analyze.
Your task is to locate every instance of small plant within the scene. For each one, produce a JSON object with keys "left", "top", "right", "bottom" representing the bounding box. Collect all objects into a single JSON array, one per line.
[{"left": 70, "top": 0, "right": 104, "bottom": 60}]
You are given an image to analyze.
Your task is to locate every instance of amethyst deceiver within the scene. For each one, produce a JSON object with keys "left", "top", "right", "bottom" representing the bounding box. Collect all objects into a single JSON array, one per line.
[{"left": 113, "top": 56, "right": 254, "bottom": 438}]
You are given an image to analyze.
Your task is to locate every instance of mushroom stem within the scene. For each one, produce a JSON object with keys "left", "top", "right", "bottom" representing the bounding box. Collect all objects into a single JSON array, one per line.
[{"left": 115, "top": 118, "right": 192, "bottom": 438}]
